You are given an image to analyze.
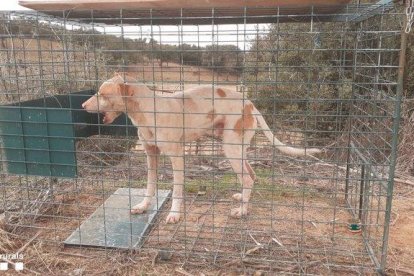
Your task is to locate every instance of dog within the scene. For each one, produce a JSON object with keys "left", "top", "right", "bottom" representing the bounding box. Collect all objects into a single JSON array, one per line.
[{"left": 82, "top": 73, "right": 320, "bottom": 223}]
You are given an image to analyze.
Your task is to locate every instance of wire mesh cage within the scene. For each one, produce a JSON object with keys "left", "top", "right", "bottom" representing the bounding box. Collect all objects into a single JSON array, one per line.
[{"left": 0, "top": 1, "right": 406, "bottom": 274}]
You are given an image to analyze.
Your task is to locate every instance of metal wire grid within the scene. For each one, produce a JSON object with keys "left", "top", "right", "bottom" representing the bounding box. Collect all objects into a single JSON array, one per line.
[{"left": 0, "top": 2, "right": 403, "bottom": 274}]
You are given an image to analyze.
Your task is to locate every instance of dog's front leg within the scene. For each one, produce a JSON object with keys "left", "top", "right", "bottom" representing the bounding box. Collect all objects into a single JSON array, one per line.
[
  {"left": 131, "top": 145, "right": 159, "bottom": 214},
  {"left": 166, "top": 155, "right": 184, "bottom": 224}
]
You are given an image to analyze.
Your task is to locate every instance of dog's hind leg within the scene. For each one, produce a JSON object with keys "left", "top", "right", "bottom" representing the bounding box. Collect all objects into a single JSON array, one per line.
[
  {"left": 223, "top": 131, "right": 256, "bottom": 218},
  {"left": 131, "top": 144, "right": 159, "bottom": 214},
  {"left": 232, "top": 160, "right": 256, "bottom": 202}
]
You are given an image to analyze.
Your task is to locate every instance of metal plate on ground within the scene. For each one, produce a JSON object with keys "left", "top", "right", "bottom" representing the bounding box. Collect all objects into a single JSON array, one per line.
[{"left": 64, "top": 188, "right": 171, "bottom": 249}]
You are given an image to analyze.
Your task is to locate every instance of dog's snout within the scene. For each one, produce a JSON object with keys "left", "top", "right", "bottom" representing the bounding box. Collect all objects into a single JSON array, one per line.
[
  {"left": 82, "top": 98, "right": 93, "bottom": 111},
  {"left": 81, "top": 99, "right": 91, "bottom": 110}
]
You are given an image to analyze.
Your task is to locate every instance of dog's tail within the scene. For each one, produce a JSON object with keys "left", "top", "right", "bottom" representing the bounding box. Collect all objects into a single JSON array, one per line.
[{"left": 253, "top": 106, "right": 321, "bottom": 157}]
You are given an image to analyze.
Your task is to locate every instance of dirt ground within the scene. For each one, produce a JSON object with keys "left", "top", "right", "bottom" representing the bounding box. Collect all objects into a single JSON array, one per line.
[
  {"left": 1, "top": 139, "right": 414, "bottom": 275},
  {"left": 385, "top": 183, "right": 414, "bottom": 275}
]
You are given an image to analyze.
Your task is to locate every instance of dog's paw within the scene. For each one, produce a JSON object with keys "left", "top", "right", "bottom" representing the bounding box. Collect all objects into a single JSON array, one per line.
[
  {"left": 131, "top": 202, "right": 150, "bottom": 214},
  {"left": 166, "top": 212, "right": 180, "bottom": 224},
  {"left": 230, "top": 207, "right": 248, "bottom": 218},
  {"left": 232, "top": 193, "right": 242, "bottom": 201}
]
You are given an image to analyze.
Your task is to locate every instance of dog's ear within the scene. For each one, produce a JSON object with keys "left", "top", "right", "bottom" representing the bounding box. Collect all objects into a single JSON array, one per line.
[
  {"left": 113, "top": 72, "right": 125, "bottom": 82},
  {"left": 118, "top": 83, "right": 134, "bottom": 97}
]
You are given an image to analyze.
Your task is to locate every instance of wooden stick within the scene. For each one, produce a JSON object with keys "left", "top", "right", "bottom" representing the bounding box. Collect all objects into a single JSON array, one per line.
[
  {"left": 394, "top": 178, "right": 414, "bottom": 187},
  {"left": 248, "top": 232, "right": 262, "bottom": 246},
  {"left": 91, "top": 263, "right": 131, "bottom": 275},
  {"left": 58, "top": 252, "right": 94, "bottom": 259},
  {"left": 272, "top": 237, "right": 284, "bottom": 247},
  {"left": 0, "top": 213, "right": 5, "bottom": 225},
  {"left": 245, "top": 246, "right": 262, "bottom": 256},
  {"left": 284, "top": 260, "right": 321, "bottom": 272},
  {"left": 33, "top": 244, "right": 53, "bottom": 274},
  {"left": 86, "top": 152, "right": 113, "bottom": 167},
  {"left": 175, "top": 267, "right": 194, "bottom": 276},
  {"left": 16, "top": 231, "right": 42, "bottom": 255},
  {"left": 395, "top": 267, "right": 414, "bottom": 276}
]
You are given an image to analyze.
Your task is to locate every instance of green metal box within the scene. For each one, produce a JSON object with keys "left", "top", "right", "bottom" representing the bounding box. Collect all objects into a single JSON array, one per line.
[{"left": 0, "top": 90, "right": 137, "bottom": 178}]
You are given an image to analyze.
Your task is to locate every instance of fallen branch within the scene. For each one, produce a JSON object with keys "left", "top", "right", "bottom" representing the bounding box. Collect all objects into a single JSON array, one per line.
[
  {"left": 0, "top": 213, "right": 5, "bottom": 226},
  {"left": 395, "top": 267, "right": 414, "bottom": 276},
  {"left": 86, "top": 152, "right": 113, "bottom": 167},
  {"left": 91, "top": 263, "right": 132, "bottom": 275},
  {"left": 283, "top": 260, "right": 322, "bottom": 272},
  {"left": 394, "top": 178, "right": 414, "bottom": 187},
  {"left": 249, "top": 232, "right": 262, "bottom": 246},
  {"left": 390, "top": 210, "right": 400, "bottom": 226},
  {"left": 17, "top": 231, "right": 42, "bottom": 255},
  {"left": 245, "top": 246, "right": 262, "bottom": 256},
  {"left": 58, "top": 252, "right": 94, "bottom": 259},
  {"left": 308, "top": 155, "right": 354, "bottom": 173},
  {"left": 175, "top": 267, "right": 194, "bottom": 276},
  {"left": 271, "top": 237, "right": 284, "bottom": 247},
  {"left": 33, "top": 244, "right": 53, "bottom": 274}
]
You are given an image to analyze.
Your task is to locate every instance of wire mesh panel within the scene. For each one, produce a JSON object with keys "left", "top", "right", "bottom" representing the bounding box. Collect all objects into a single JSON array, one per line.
[{"left": 0, "top": 2, "right": 404, "bottom": 274}]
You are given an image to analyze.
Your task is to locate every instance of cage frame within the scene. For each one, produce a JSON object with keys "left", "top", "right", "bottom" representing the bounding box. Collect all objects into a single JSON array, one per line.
[{"left": 0, "top": 0, "right": 407, "bottom": 274}]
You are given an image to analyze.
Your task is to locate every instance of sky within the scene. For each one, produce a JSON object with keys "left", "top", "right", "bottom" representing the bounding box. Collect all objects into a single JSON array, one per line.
[
  {"left": 0, "top": 0, "right": 264, "bottom": 48},
  {"left": 0, "top": 0, "right": 31, "bottom": 10}
]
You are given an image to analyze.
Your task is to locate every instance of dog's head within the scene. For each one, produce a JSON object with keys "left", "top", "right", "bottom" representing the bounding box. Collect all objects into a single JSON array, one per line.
[{"left": 82, "top": 73, "right": 135, "bottom": 124}]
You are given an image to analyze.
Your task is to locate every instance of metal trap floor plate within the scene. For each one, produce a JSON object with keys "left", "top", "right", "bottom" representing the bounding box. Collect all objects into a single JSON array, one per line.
[{"left": 64, "top": 188, "right": 171, "bottom": 249}]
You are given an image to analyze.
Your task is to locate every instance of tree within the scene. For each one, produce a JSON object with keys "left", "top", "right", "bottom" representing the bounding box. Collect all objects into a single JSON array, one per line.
[
  {"left": 201, "top": 44, "right": 242, "bottom": 77},
  {"left": 244, "top": 23, "right": 353, "bottom": 141}
]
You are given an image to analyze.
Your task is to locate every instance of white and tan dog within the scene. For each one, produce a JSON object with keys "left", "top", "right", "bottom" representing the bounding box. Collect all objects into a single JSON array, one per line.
[{"left": 82, "top": 74, "right": 320, "bottom": 223}]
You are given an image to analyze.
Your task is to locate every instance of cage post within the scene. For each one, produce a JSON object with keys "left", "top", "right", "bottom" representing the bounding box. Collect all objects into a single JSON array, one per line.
[
  {"left": 157, "top": 25, "right": 164, "bottom": 91},
  {"left": 344, "top": 21, "right": 361, "bottom": 204},
  {"left": 8, "top": 13, "right": 20, "bottom": 103},
  {"left": 358, "top": 164, "right": 365, "bottom": 220},
  {"left": 178, "top": 19, "right": 184, "bottom": 91},
  {"left": 90, "top": 10, "right": 100, "bottom": 91},
  {"left": 378, "top": 2, "right": 409, "bottom": 273},
  {"left": 7, "top": 16, "right": 18, "bottom": 101},
  {"left": 150, "top": 9, "right": 156, "bottom": 89},
  {"left": 62, "top": 11, "right": 70, "bottom": 86}
]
